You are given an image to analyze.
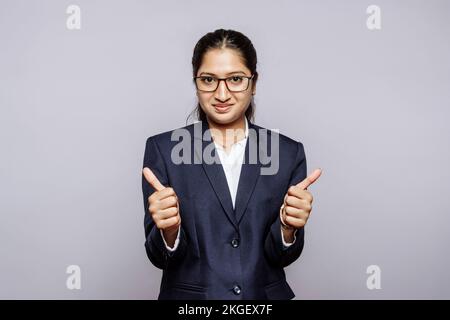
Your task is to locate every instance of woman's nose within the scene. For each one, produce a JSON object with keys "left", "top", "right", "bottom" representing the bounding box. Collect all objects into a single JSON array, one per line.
[{"left": 214, "top": 80, "right": 231, "bottom": 101}]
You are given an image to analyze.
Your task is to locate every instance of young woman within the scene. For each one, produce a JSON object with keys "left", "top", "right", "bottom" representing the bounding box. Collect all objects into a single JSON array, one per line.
[{"left": 141, "top": 29, "right": 321, "bottom": 300}]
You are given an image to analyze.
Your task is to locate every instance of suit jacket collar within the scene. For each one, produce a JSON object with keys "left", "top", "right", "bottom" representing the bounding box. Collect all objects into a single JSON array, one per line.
[{"left": 192, "top": 118, "right": 262, "bottom": 231}]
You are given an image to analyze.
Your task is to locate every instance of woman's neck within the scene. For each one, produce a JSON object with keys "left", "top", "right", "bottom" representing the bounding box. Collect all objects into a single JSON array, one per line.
[{"left": 207, "top": 116, "right": 247, "bottom": 150}]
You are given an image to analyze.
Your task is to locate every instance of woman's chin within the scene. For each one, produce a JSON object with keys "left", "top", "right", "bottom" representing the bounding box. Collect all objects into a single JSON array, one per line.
[{"left": 206, "top": 112, "right": 237, "bottom": 125}]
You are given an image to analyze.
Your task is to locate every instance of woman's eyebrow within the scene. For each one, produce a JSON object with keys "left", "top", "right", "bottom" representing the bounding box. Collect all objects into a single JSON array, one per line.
[{"left": 199, "top": 71, "right": 247, "bottom": 76}]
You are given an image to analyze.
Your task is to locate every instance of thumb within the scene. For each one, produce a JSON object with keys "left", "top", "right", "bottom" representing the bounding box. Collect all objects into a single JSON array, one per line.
[
  {"left": 295, "top": 168, "right": 322, "bottom": 190},
  {"left": 142, "top": 167, "right": 165, "bottom": 192}
]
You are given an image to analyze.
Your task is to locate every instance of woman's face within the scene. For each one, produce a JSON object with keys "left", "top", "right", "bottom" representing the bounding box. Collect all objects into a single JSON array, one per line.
[{"left": 196, "top": 48, "right": 256, "bottom": 126}]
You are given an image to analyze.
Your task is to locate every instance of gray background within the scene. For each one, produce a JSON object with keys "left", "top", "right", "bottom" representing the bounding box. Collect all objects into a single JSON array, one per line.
[{"left": 1, "top": 0, "right": 449, "bottom": 299}]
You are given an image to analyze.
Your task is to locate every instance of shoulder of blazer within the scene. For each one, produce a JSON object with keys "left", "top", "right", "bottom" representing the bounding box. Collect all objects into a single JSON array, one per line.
[
  {"left": 145, "top": 123, "right": 196, "bottom": 149},
  {"left": 250, "top": 122, "right": 304, "bottom": 155}
]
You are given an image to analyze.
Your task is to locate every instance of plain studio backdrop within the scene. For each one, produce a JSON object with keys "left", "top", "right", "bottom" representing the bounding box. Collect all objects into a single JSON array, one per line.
[{"left": 0, "top": 0, "right": 449, "bottom": 299}]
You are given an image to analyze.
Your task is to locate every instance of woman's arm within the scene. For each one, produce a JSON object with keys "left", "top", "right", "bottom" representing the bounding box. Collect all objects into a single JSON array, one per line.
[
  {"left": 264, "top": 141, "right": 307, "bottom": 268},
  {"left": 142, "top": 136, "right": 187, "bottom": 269}
]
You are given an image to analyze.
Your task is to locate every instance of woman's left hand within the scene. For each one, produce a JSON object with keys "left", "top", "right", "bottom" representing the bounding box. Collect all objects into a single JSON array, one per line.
[{"left": 281, "top": 168, "right": 322, "bottom": 229}]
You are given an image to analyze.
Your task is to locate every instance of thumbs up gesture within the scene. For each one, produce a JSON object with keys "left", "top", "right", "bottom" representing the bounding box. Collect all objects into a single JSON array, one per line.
[
  {"left": 142, "top": 167, "right": 181, "bottom": 235},
  {"left": 280, "top": 168, "right": 322, "bottom": 229}
]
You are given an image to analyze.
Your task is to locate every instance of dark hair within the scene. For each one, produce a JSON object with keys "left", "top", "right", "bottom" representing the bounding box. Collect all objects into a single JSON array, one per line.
[{"left": 187, "top": 29, "right": 258, "bottom": 124}]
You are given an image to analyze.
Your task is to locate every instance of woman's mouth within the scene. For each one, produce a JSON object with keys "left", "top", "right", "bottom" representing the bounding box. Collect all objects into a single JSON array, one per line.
[{"left": 213, "top": 103, "right": 233, "bottom": 112}]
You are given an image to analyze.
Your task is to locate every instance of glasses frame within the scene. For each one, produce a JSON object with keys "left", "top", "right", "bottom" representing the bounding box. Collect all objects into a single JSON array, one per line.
[{"left": 193, "top": 74, "right": 254, "bottom": 93}]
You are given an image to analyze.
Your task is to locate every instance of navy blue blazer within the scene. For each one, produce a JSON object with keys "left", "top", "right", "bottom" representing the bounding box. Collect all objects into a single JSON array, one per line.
[{"left": 142, "top": 119, "right": 307, "bottom": 300}]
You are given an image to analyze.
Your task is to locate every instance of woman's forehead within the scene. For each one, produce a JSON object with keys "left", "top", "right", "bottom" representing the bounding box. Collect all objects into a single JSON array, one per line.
[{"left": 199, "top": 48, "right": 250, "bottom": 74}]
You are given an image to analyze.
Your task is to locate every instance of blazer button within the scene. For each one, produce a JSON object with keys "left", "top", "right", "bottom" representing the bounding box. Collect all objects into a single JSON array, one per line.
[
  {"left": 233, "top": 285, "right": 241, "bottom": 295},
  {"left": 231, "top": 238, "right": 240, "bottom": 248}
]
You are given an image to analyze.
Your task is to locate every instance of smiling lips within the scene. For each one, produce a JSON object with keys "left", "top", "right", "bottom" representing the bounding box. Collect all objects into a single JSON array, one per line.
[{"left": 213, "top": 103, "right": 233, "bottom": 112}]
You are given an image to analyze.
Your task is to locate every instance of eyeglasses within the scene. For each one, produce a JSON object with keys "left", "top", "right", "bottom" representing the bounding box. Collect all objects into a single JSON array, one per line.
[{"left": 193, "top": 74, "right": 254, "bottom": 92}]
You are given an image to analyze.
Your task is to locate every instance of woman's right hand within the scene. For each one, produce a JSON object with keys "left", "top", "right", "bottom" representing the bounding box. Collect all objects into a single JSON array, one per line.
[{"left": 142, "top": 167, "right": 181, "bottom": 233}]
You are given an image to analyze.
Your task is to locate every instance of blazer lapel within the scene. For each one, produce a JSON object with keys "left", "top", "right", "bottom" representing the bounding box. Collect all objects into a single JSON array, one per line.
[
  {"left": 193, "top": 120, "right": 238, "bottom": 230},
  {"left": 234, "top": 121, "right": 262, "bottom": 224}
]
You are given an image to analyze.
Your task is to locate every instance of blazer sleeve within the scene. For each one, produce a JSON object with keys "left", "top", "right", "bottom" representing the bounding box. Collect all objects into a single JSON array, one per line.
[
  {"left": 142, "top": 136, "right": 188, "bottom": 270},
  {"left": 264, "top": 141, "right": 307, "bottom": 268}
]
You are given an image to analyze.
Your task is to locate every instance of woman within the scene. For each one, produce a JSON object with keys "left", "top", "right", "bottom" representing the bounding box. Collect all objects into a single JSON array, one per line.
[{"left": 141, "top": 29, "right": 321, "bottom": 300}]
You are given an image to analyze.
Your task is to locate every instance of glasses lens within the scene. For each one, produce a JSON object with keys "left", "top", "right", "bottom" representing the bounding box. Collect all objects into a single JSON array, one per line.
[
  {"left": 196, "top": 76, "right": 217, "bottom": 91},
  {"left": 226, "top": 76, "right": 249, "bottom": 92}
]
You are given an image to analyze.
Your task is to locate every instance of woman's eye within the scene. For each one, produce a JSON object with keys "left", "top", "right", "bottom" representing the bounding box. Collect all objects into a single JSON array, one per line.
[
  {"left": 230, "top": 76, "right": 243, "bottom": 82},
  {"left": 202, "top": 77, "right": 214, "bottom": 83}
]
